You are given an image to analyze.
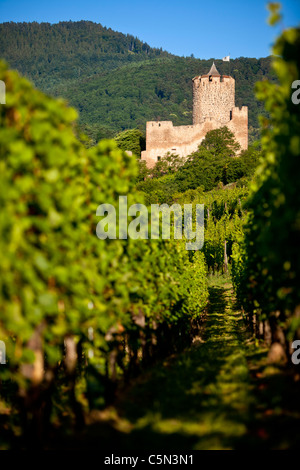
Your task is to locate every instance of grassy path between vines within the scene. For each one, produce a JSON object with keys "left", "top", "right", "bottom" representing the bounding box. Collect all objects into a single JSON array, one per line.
[{"left": 59, "top": 276, "right": 300, "bottom": 450}]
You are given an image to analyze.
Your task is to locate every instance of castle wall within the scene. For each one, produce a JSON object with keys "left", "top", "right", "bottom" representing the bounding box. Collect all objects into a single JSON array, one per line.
[
  {"left": 141, "top": 119, "right": 221, "bottom": 168},
  {"left": 142, "top": 67, "right": 248, "bottom": 168},
  {"left": 227, "top": 106, "right": 248, "bottom": 151}
]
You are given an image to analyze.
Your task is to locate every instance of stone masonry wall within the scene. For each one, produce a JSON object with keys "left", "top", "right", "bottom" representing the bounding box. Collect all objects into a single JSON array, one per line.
[
  {"left": 228, "top": 106, "right": 248, "bottom": 151},
  {"left": 141, "top": 120, "right": 219, "bottom": 168},
  {"left": 193, "top": 75, "right": 235, "bottom": 125}
]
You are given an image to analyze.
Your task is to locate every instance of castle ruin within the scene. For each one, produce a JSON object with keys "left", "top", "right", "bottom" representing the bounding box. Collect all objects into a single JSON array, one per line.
[{"left": 141, "top": 63, "right": 248, "bottom": 168}]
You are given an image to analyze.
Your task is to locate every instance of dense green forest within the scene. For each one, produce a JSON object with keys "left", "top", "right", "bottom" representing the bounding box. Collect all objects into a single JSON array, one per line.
[
  {"left": 0, "top": 21, "right": 171, "bottom": 87},
  {"left": 0, "top": 21, "right": 276, "bottom": 142}
]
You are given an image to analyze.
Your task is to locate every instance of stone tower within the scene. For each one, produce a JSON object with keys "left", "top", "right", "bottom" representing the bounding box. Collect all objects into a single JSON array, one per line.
[{"left": 192, "top": 62, "right": 235, "bottom": 125}]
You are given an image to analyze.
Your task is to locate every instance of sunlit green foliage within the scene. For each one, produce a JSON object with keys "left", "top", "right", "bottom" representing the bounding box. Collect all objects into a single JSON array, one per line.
[
  {"left": 114, "top": 128, "right": 145, "bottom": 157},
  {"left": 231, "top": 24, "right": 300, "bottom": 345},
  {"left": 200, "top": 127, "right": 241, "bottom": 157},
  {"left": 175, "top": 185, "right": 249, "bottom": 274},
  {"left": 0, "top": 61, "right": 208, "bottom": 443}
]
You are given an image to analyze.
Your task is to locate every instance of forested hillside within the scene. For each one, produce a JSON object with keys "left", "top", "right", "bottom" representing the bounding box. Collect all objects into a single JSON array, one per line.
[
  {"left": 0, "top": 21, "right": 171, "bottom": 88},
  {"left": 0, "top": 21, "right": 276, "bottom": 142}
]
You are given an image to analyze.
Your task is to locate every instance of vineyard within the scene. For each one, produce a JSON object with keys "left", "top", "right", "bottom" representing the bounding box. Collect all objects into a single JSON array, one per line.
[{"left": 0, "top": 11, "right": 300, "bottom": 450}]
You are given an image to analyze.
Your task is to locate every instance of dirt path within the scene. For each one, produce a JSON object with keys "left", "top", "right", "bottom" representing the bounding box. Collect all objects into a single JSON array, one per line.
[{"left": 56, "top": 279, "right": 300, "bottom": 450}]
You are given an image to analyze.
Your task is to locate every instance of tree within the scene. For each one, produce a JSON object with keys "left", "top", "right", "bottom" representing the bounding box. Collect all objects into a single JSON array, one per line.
[
  {"left": 200, "top": 126, "right": 241, "bottom": 158},
  {"left": 114, "top": 128, "right": 145, "bottom": 156},
  {"left": 137, "top": 159, "right": 149, "bottom": 182},
  {"left": 150, "top": 153, "right": 185, "bottom": 178}
]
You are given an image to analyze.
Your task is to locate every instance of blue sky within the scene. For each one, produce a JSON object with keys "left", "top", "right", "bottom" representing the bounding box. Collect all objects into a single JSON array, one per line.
[{"left": 0, "top": 0, "right": 299, "bottom": 59}]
